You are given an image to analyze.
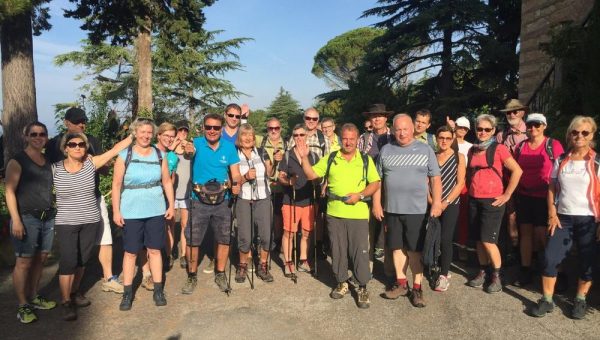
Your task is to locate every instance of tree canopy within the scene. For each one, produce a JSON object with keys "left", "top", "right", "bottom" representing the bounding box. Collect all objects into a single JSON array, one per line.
[{"left": 266, "top": 87, "right": 302, "bottom": 136}]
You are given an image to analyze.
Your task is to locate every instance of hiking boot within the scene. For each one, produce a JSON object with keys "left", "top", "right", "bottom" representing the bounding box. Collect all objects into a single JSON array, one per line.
[
  {"left": 485, "top": 274, "right": 503, "bottom": 293},
  {"left": 31, "top": 295, "right": 57, "bottom": 310},
  {"left": 316, "top": 242, "right": 327, "bottom": 260},
  {"left": 434, "top": 275, "right": 450, "bottom": 292},
  {"left": 102, "top": 276, "right": 124, "bottom": 294},
  {"left": 555, "top": 272, "right": 569, "bottom": 294},
  {"left": 530, "top": 298, "right": 554, "bottom": 317},
  {"left": 168, "top": 256, "right": 175, "bottom": 269},
  {"left": 214, "top": 272, "right": 230, "bottom": 292},
  {"left": 284, "top": 262, "right": 295, "bottom": 278},
  {"left": 257, "top": 263, "right": 274, "bottom": 282},
  {"left": 571, "top": 298, "right": 587, "bottom": 320},
  {"left": 70, "top": 292, "right": 91, "bottom": 307},
  {"left": 235, "top": 263, "right": 248, "bottom": 283},
  {"left": 409, "top": 288, "right": 426, "bottom": 308},
  {"left": 202, "top": 259, "right": 215, "bottom": 274},
  {"left": 17, "top": 304, "right": 37, "bottom": 324},
  {"left": 356, "top": 287, "right": 370, "bottom": 309},
  {"left": 383, "top": 283, "right": 408, "bottom": 300},
  {"left": 298, "top": 260, "right": 312, "bottom": 273},
  {"left": 181, "top": 276, "right": 198, "bottom": 295},
  {"left": 330, "top": 282, "right": 349, "bottom": 299},
  {"left": 141, "top": 275, "right": 154, "bottom": 291},
  {"left": 62, "top": 301, "right": 77, "bottom": 321},
  {"left": 514, "top": 268, "right": 533, "bottom": 287},
  {"left": 119, "top": 291, "right": 133, "bottom": 311},
  {"left": 467, "top": 270, "right": 487, "bottom": 288},
  {"left": 373, "top": 248, "right": 384, "bottom": 260},
  {"left": 179, "top": 256, "right": 188, "bottom": 269},
  {"left": 153, "top": 290, "right": 167, "bottom": 307}
]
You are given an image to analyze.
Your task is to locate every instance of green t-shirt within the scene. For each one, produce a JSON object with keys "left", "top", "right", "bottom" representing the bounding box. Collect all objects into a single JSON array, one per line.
[{"left": 312, "top": 150, "right": 380, "bottom": 220}]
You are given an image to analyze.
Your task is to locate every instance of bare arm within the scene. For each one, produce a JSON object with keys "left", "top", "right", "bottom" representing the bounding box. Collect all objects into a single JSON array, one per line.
[
  {"left": 229, "top": 163, "right": 242, "bottom": 195},
  {"left": 372, "top": 187, "right": 384, "bottom": 221},
  {"left": 296, "top": 142, "right": 320, "bottom": 180},
  {"left": 444, "top": 153, "right": 466, "bottom": 205},
  {"left": 429, "top": 175, "right": 443, "bottom": 217},
  {"left": 547, "top": 180, "right": 561, "bottom": 236},
  {"left": 111, "top": 157, "right": 126, "bottom": 227},
  {"left": 5, "top": 160, "right": 25, "bottom": 239},
  {"left": 161, "top": 157, "right": 175, "bottom": 220},
  {"left": 92, "top": 135, "right": 133, "bottom": 169}
]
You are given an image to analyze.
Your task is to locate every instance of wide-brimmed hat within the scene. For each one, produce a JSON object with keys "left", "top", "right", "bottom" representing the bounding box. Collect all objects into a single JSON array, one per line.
[
  {"left": 362, "top": 104, "right": 394, "bottom": 117},
  {"left": 499, "top": 99, "right": 528, "bottom": 112}
]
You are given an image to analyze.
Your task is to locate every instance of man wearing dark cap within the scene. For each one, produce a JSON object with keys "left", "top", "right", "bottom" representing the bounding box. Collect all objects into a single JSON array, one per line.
[{"left": 46, "top": 107, "right": 123, "bottom": 294}]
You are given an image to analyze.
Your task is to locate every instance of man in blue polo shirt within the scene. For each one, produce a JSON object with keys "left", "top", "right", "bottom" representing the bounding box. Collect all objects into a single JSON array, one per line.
[{"left": 182, "top": 113, "right": 241, "bottom": 294}]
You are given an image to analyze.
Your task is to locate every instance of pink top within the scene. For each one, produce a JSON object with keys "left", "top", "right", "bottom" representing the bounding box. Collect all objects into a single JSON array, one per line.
[
  {"left": 517, "top": 138, "right": 564, "bottom": 198},
  {"left": 469, "top": 144, "right": 512, "bottom": 198}
]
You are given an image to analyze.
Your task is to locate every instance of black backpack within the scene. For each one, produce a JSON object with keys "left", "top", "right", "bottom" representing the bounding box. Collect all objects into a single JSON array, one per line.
[
  {"left": 466, "top": 142, "right": 501, "bottom": 184},
  {"left": 324, "top": 150, "right": 370, "bottom": 185},
  {"left": 124, "top": 144, "right": 163, "bottom": 172},
  {"left": 514, "top": 138, "right": 556, "bottom": 162}
]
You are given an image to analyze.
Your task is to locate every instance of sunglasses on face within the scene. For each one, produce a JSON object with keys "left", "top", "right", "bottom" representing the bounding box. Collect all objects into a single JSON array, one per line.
[
  {"left": 204, "top": 125, "right": 222, "bottom": 131},
  {"left": 476, "top": 127, "right": 494, "bottom": 133},
  {"left": 29, "top": 132, "right": 47, "bottom": 138},
  {"left": 66, "top": 142, "right": 86, "bottom": 149},
  {"left": 226, "top": 113, "right": 241, "bottom": 119},
  {"left": 267, "top": 126, "right": 281, "bottom": 131},
  {"left": 571, "top": 130, "right": 591, "bottom": 137},
  {"left": 505, "top": 111, "right": 520, "bottom": 116},
  {"left": 526, "top": 122, "right": 543, "bottom": 129},
  {"left": 304, "top": 116, "right": 319, "bottom": 122},
  {"left": 293, "top": 133, "right": 306, "bottom": 137}
]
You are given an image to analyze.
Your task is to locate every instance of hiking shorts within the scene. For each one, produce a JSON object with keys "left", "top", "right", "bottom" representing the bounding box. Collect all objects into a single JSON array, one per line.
[
  {"left": 516, "top": 194, "right": 548, "bottom": 227},
  {"left": 11, "top": 214, "right": 54, "bottom": 257},
  {"left": 174, "top": 199, "right": 190, "bottom": 210},
  {"left": 56, "top": 222, "right": 99, "bottom": 275},
  {"left": 468, "top": 197, "right": 505, "bottom": 244},
  {"left": 186, "top": 199, "right": 231, "bottom": 247},
  {"left": 282, "top": 204, "right": 315, "bottom": 233},
  {"left": 385, "top": 213, "right": 427, "bottom": 252},
  {"left": 123, "top": 215, "right": 166, "bottom": 253}
]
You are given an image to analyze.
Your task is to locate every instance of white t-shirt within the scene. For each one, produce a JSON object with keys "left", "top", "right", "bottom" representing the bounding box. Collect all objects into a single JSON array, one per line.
[
  {"left": 458, "top": 141, "right": 473, "bottom": 159},
  {"left": 551, "top": 159, "right": 594, "bottom": 216},
  {"left": 238, "top": 148, "right": 270, "bottom": 200}
]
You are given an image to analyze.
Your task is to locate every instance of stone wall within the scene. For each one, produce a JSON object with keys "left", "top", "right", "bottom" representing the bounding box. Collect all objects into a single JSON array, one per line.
[{"left": 519, "top": 0, "right": 595, "bottom": 103}]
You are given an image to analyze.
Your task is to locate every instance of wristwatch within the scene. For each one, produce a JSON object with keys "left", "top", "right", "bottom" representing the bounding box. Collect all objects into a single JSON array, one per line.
[{"left": 360, "top": 194, "right": 365, "bottom": 201}]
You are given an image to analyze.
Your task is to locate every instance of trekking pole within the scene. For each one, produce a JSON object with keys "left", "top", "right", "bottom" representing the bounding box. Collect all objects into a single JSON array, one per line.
[
  {"left": 248, "top": 160, "right": 257, "bottom": 289},
  {"left": 291, "top": 184, "right": 298, "bottom": 284},
  {"left": 226, "top": 193, "right": 237, "bottom": 297},
  {"left": 312, "top": 186, "right": 318, "bottom": 278}
]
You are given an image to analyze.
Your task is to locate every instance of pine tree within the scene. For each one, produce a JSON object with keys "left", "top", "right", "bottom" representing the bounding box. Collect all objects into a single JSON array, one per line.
[{"left": 266, "top": 87, "right": 302, "bottom": 136}]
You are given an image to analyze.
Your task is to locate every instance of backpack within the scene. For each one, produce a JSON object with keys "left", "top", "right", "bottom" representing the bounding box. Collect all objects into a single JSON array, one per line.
[
  {"left": 556, "top": 152, "right": 600, "bottom": 175},
  {"left": 316, "top": 130, "right": 326, "bottom": 156},
  {"left": 259, "top": 136, "right": 287, "bottom": 163},
  {"left": 514, "top": 138, "right": 556, "bottom": 162},
  {"left": 466, "top": 142, "right": 501, "bottom": 184},
  {"left": 124, "top": 144, "right": 163, "bottom": 172},
  {"left": 426, "top": 133, "right": 436, "bottom": 150},
  {"left": 324, "top": 150, "right": 370, "bottom": 185}
]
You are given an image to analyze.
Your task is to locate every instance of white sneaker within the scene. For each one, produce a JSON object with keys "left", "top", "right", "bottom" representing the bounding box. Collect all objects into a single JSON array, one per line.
[{"left": 434, "top": 275, "right": 450, "bottom": 292}]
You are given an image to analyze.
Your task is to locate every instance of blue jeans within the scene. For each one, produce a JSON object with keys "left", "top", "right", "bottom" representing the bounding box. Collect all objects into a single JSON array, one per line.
[
  {"left": 544, "top": 214, "right": 598, "bottom": 281},
  {"left": 11, "top": 214, "right": 55, "bottom": 257}
]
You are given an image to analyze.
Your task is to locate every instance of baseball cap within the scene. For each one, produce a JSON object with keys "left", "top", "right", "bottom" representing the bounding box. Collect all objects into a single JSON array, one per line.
[
  {"left": 526, "top": 113, "right": 547, "bottom": 125},
  {"left": 176, "top": 120, "right": 190, "bottom": 130},
  {"left": 455, "top": 116, "right": 470, "bottom": 130},
  {"left": 64, "top": 107, "right": 88, "bottom": 124}
]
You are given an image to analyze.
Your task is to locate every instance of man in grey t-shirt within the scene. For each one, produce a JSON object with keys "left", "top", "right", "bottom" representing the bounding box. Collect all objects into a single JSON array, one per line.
[{"left": 373, "top": 113, "right": 442, "bottom": 308}]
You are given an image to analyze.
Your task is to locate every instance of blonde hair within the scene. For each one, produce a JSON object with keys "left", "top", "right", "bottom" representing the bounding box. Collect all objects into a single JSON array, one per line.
[
  {"left": 235, "top": 123, "right": 256, "bottom": 147},
  {"left": 60, "top": 132, "right": 90, "bottom": 156},
  {"left": 566, "top": 115, "right": 597, "bottom": 149},
  {"left": 157, "top": 122, "right": 176, "bottom": 135},
  {"left": 129, "top": 118, "right": 157, "bottom": 138}
]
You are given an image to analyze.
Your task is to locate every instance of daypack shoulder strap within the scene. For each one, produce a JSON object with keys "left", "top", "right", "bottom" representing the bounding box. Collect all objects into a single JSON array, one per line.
[
  {"left": 545, "top": 137, "right": 555, "bottom": 162},
  {"left": 360, "top": 152, "right": 369, "bottom": 184},
  {"left": 514, "top": 139, "right": 527, "bottom": 161},
  {"left": 486, "top": 142, "right": 498, "bottom": 168},
  {"left": 324, "top": 151, "right": 338, "bottom": 180},
  {"left": 317, "top": 130, "right": 326, "bottom": 155}
]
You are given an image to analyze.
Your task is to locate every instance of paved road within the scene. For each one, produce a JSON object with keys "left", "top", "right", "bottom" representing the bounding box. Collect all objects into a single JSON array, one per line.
[{"left": 1, "top": 253, "right": 599, "bottom": 340}]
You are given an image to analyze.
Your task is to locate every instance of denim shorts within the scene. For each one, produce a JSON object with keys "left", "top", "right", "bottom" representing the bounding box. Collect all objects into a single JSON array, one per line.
[{"left": 11, "top": 214, "right": 55, "bottom": 257}]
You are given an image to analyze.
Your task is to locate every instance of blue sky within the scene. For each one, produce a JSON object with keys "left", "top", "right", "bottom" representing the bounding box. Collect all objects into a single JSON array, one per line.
[{"left": 1, "top": 0, "right": 381, "bottom": 134}]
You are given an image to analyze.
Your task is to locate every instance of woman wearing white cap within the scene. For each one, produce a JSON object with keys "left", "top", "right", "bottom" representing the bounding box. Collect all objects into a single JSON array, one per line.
[
  {"left": 512, "top": 113, "right": 564, "bottom": 287},
  {"left": 454, "top": 116, "right": 473, "bottom": 158}
]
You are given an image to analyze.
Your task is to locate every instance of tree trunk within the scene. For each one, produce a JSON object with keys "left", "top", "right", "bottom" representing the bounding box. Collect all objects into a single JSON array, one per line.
[
  {"left": 136, "top": 21, "right": 152, "bottom": 117},
  {"left": 1, "top": 9, "right": 38, "bottom": 165}
]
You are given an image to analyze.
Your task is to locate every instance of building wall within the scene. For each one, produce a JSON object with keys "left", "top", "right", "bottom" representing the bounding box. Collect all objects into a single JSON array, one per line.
[{"left": 519, "top": 0, "right": 595, "bottom": 103}]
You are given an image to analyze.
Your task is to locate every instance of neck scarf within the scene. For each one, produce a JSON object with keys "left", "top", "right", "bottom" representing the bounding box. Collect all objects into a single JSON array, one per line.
[{"left": 474, "top": 138, "right": 495, "bottom": 151}]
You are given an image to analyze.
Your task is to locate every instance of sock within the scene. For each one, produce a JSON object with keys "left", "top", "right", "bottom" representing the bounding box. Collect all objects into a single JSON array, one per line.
[
  {"left": 109, "top": 274, "right": 119, "bottom": 281},
  {"left": 543, "top": 294, "right": 553, "bottom": 303},
  {"left": 397, "top": 278, "right": 408, "bottom": 288},
  {"left": 492, "top": 268, "right": 501, "bottom": 276},
  {"left": 188, "top": 272, "right": 197, "bottom": 279},
  {"left": 216, "top": 270, "right": 224, "bottom": 274},
  {"left": 413, "top": 283, "right": 421, "bottom": 291},
  {"left": 124, "top": 285, "right": 133, "bottom": 294},
  {"left": 576, "top": 294, "right": 586, "bottom": 301},
  {"left": 154, "top": 282, "right": 164, "bottom": 292}
]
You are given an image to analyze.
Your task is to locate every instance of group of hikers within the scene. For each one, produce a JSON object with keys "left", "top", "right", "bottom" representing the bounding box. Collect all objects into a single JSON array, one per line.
[{"left": 5, "top": 99, "right": 600, "bottom": 323}]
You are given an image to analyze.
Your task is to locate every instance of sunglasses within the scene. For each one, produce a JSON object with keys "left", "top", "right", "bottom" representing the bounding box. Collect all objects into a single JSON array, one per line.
[
  {"left": 267, "top": 126, "right": 281, "bottom": 131},
  {"left": 476, "top": 127, "right": 494, "bottom": 133},
  {"left": 204, "top": 125, "right": 222, "bottom": 131},
  {"left": 526, "top": 121, "right": 543, "bottom": 129},
  {"left": 29, "top": 132, "right": 47, "bottom": 138},
  {"left": 66, "top": 142, "right": 86, "bottom": 149},
  {"left": 226, "top": 113, "right": 241, "bottom": 119},
  {"left": 505, "top": 111, "right": 520, "bottom": 116},
  {"left": 304, "top": 116, "right": 319, "bottom": 122},
  {"left": 365, "top": 126, "right": 373, "bottom": 131},
  {"left": 293, "top": 133, "right": 306, "bottom": 137},
  {"left": 571, "top": 130, "right": 591, "bottom": 137}
]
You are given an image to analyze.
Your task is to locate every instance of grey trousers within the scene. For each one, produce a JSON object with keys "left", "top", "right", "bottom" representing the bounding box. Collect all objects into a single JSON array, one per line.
[
  {"left": 327, "top": 215, "right": 370, "bottom": 286},
  {"left": 235, "top": 198, "right": 272, "bottom": 253}
]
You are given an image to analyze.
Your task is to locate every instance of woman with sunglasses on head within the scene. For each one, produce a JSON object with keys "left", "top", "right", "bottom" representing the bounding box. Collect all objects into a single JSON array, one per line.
[
  {"left": 512, "top": 114, "right": 564, "bottom": 287},
  {"left": 112, "top": 118, "right": 175, "bottom": 311},
  {"left": 430, "top": 126, "right": 466, "bottom": 291},
  {"left": 278, "top": 124, "right": 318, "bottom": 277},
  {"left": 54, "top": 131, "right": 132, "bottom": 321},
  {"left": 234, "top": 123, "right": 275, "bottom": 283},
  {"left": 466, "top": 114, "right": 522, "bottom": 294},
  {"left": 5, "top": 122, "right": 56, "bottom": 323},
  {"left": 530, "top": 116, "right": 599, "bottom": 320}
]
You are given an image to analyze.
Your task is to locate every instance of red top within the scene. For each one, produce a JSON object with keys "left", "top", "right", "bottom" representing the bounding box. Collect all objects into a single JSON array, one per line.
[
  {"left": 517, "top": 138, "right": 564, "bottom": 198},
  {"left": 469, "top": 144, "right": 512, "bottom": 198}
]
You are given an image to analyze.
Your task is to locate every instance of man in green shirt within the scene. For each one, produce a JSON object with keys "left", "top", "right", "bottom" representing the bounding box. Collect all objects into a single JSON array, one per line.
[
  {"left": 297, "top": 123, "right": 380, "bottom": 309},
  {"left": 414, "top": 109, "right": 437, "bottom": 151}
]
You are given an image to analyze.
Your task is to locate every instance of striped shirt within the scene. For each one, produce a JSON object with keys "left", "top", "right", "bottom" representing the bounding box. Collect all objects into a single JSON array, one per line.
[
  {"left": 238, "top": 148, "right": 270, "bottom": 200},
  {"left": 54, "top": 159, "right": 101, "bottom": 225},
  {"left": 439, "top": 154, "right": 460, "bottom": 205}
]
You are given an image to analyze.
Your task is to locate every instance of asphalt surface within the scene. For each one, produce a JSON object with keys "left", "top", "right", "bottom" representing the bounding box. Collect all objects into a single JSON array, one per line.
[{"left": 1, "top": 248, "right": 599, "bottom": 340}]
